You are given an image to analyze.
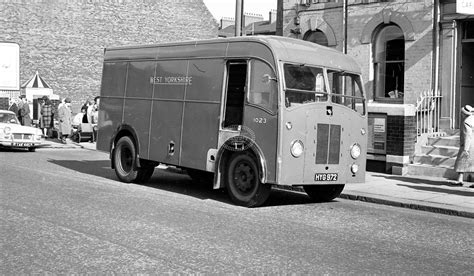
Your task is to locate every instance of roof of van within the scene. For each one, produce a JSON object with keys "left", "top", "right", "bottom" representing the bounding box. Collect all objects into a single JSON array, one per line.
[{"left": 105, "top": 36, "right": 361, "bottom": 73}]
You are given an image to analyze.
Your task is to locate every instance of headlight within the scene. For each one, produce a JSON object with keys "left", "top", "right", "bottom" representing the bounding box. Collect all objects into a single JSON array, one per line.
[
  {"left": 3, "top": 127, "right": 11, "bottom": 135},
  {"left": 290, "top": 140, "right": 304, "bottom": 158},
  {"left": 350, "top": 143, "right": 361, "bottom": 159},
  {"left": 351, "top": 164, "right": 359, "bottom": 173}
]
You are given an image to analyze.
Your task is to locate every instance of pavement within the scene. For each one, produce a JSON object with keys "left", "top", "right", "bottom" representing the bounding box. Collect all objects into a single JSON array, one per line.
[{"left": 42, "top": 138, "right": 474, "bottom": 218}]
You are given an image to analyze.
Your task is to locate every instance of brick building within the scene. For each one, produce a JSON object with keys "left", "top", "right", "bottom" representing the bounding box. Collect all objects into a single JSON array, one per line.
[
  {"left": 282, "top": 0, "right": 473, "bottom": 174},
  {"left": 0, "top": 0, "right": 218, "bottom": 110}
]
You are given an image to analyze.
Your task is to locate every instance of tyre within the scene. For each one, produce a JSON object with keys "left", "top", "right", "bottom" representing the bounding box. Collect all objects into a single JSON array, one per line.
[
  {"left": 113, "top": 136, "right": 139, "bottom": 183},
  {"left": 226, "top": 153, "right": 271, "bottom": 207},
  {"left": 303, "top": 184, "right": 345, "bottom": 202},
  {"left": 28, "top": 147, "right": 36, "bottom": 152}
]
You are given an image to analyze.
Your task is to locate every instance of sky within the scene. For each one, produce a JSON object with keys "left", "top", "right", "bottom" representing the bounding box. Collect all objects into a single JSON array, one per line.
[{"left": 203, "top": 0, "right": 277, "bottom": 21}]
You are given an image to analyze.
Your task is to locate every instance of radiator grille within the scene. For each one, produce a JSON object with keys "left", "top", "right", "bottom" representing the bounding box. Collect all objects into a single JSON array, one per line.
[
  {"left": 315, "top": 124, "right": 341, "bottom": 164},
  {"left": 13, "top": 134, "right": 33, "bottom": 140}
]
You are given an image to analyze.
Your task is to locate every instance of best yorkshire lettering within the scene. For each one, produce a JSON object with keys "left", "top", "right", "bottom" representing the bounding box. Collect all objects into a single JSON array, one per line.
[{"left": 150, "top": 76, "right": 192, "bottom": 85}]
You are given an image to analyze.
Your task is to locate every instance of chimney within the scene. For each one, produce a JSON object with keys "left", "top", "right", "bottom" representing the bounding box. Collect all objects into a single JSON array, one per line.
[{"left": 269, "top": 9, "right": 277, "bottom": 23}]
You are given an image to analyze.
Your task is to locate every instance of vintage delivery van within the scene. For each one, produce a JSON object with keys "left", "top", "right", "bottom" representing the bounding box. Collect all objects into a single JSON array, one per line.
[{"left": 97, "top": 36, "right": 367, "bottom": 207}]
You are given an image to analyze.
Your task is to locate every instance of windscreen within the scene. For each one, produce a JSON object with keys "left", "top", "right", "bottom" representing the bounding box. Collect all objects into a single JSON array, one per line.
[
  {"left": 327, "top": 70, "right": 366, "bottom": 115},
  {"left": 284, "top": 64, "right": 328, "bottom": 107},
  {"left": 0, "top": 112, "right": 20, "bottom": 124}
]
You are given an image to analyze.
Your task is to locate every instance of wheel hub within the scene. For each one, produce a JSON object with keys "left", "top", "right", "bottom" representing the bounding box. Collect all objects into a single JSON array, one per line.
[{"left": 234, "top": 162, "right": 255, "bottom": 192}]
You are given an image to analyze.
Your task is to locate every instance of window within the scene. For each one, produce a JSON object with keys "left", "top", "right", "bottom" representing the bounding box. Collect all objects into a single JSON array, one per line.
[
  {"left": 248, "top": 60, "right": 277, "bottom": 113},
  {"left": 303, "top": 30, "right": 329, "bottom": 47},
  {"left": 327, "top": 70, "right": 366, "bottom": 115},
  {"left": 373, "top": 24, "right": 405, "bottom": 100},
  {"left": 284, "top": 63, "right": 328, "bottom": 107}
]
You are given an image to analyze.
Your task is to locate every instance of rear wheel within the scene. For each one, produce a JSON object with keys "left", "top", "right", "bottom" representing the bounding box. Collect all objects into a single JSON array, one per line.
[
  {"left": 114, "top": 136, "right": 138, "bottom": 183},
  {"left": 28, "top": 147, "right": 36, "bottom": 152},
  {"left": 226, "top": 153, "right": 270, "bottom": 207},
  {"left": 303, "top": 184, "right": 345, "bottom": 202}
]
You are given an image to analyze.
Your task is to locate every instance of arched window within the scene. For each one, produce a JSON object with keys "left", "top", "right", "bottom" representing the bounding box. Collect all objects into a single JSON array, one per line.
[
  {"left": 373, "top": 24, "right": 405, "bottom": 100},
  {"left": 303, "top": 30, "right": 329, "bottom": 47}
]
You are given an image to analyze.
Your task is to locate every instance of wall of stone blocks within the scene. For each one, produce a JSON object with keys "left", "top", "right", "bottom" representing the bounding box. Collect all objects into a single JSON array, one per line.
[
  {"left": 0, "top": 0, "right": 218, "bottom": 110},
  {"left": 283, "top": 0, "right": 435, "bottom": 105},
  {"left": 347, "top": 0, "right": 434, "bottom": 104}
]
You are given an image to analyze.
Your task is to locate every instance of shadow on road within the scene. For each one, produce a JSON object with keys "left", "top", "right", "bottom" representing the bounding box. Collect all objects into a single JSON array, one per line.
[{"left": 47, "top": 159, "right": 332, "bottom": 207}]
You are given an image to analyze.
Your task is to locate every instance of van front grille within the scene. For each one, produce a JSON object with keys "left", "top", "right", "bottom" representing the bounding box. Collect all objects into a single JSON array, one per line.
[{"left": 315, "top": 124, "right": 341, "bottom": 164}]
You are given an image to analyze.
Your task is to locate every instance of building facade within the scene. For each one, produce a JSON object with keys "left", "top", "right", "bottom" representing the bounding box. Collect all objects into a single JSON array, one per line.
[
  {"left": 0, "top": 0, "right": 218, "bottom": 109},
  {"left": 282, "top": 0, "right": 473, "bottom": 173}
]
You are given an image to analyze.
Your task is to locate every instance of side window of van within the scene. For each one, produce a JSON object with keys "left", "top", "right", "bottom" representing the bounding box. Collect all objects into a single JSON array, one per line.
[{"left": 248, "top": 59, "right": 277, "bottom": 113}]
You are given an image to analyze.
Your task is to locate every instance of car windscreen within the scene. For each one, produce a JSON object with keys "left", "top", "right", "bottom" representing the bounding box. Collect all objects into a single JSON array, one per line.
[{"left": 0, "top": 113, "right": 20, "bottom": 124}]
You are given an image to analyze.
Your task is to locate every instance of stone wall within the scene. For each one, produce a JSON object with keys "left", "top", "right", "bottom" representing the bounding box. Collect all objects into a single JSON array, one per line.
[{"left": 0, "top": 0, "right": 218, "bottom": 109}]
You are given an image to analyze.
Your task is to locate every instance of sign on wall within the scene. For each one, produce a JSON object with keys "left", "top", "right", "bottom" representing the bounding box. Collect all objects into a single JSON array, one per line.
[
  {"left": 0, "top": 42, "right": 20, "bottom": 91},
  {"left": 368, "top": 113, "right": 387, "bottom": 155},
  {"left": 457, "top": 0, "right": 474, "bottom": 15}
]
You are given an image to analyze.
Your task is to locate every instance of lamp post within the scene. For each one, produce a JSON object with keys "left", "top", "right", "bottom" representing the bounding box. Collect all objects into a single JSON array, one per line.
[{"left": 235, "top": 0, "right": 244, "bottom": 36}]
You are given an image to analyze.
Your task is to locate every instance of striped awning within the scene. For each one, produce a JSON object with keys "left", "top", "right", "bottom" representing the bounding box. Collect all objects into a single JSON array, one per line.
[{"left": 21, "top": 71, "right": 51, "bottom": 89}]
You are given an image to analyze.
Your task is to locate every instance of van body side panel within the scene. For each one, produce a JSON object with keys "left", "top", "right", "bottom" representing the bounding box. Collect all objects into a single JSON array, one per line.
[
  {"left": 148, "top": 60, "right": 187, "bottom": 165},
  {"left": 122, "top": 61, "right": 155, "bottom": 158},
  {"left": 97, "top": 61, "right": 127, "bottom": 152},
  {"left": 180, "top": 59, "right": 223, "bottom": 170}
]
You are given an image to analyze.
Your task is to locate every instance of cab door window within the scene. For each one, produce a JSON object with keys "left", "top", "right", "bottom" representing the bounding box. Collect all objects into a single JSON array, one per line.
[{"left": 248, "top": 59, "right": 277, "bottom": 113}]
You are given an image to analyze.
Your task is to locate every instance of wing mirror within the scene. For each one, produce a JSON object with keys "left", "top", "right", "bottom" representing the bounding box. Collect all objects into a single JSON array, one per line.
[{"left": 262, "top": 74, "right": 277, "bottom": 83}]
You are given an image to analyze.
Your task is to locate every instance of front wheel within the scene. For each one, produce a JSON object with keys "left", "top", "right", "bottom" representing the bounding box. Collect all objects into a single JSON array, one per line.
[
  {"left": 303, "top": 184, "right": 345, "bottom": 202},
  {"left": 28, "top": 147, "right": 36, "bottom": 152},
  {"left": 226, "top": 153, "right": 271, "bottom": 207}
]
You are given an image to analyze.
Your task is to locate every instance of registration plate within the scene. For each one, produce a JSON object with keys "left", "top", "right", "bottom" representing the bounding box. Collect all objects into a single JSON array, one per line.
[
  {"left": 314, "top": 173, "right": 338, "bottom": 181},
  {"left": 12, "top": 142, "right": 33, "bottom": 147}
]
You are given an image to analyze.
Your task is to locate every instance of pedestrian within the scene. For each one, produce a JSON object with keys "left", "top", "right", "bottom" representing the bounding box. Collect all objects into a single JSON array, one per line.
[
  {"left": 58, "top": 97, "right": 72, "bottom": 143},
  {"left": 8, "top": 98, "right": 19, "bottom": 116},
  {"left": 453, "top": 105, "right": 474, "bottom": 186},
  {"left": 40, "top": 96, "right": 54, "bottom": 137},
  {"left": 81, "top": 100, "right": 91, "bottom": 123},
  {"left": 18, "top": 95, "right": 32, "bottom": 126},
  {"left": 88, "top": 96, "right": 100, "bottom": 124}
]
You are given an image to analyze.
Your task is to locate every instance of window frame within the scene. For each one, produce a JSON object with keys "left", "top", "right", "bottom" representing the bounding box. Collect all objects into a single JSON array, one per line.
[{"left": 373, "top": 24, "right": 405, "bottom": 103}]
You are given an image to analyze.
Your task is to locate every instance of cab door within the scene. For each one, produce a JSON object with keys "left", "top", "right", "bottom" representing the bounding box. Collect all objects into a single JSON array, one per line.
[{"left": 242, "top": 59, "right": 279, "bottom": 183}]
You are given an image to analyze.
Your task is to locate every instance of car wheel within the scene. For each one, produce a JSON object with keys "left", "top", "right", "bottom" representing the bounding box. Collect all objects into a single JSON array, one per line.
[
  {"left": 303, "top": 184, "right": 345, "bottom": 202},
  {"left": 28, "top": 147, "right": 36, "bottom": 152},
  {"left": 226, "top": 153, "right": 270, "bottom": 207}
]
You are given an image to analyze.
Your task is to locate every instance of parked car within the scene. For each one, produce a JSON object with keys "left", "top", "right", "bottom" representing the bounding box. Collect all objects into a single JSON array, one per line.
[{"left": 0, "top": 110, "right": 44, "bottom": 152}]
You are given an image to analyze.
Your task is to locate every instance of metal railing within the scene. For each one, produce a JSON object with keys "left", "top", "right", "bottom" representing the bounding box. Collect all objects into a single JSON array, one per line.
[{"left": 416, "top": 90, "right": 442, "bottom": 141}]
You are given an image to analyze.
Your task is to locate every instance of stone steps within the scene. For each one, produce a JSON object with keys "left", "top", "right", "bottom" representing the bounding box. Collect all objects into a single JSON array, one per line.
[{"left": 407, "top": 134, "right": 460, "bottom": 180}]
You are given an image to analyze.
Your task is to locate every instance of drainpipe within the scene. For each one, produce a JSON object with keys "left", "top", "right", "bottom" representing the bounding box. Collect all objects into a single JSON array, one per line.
[
  {"left": 342, "top": 0, "right": 348, "bottom": 54},
  {"left": 235, "top": 0, "right": 244, "bottom": 36},
  {"left": 276, "top": 0, "right": 283, "bottom": 36}
]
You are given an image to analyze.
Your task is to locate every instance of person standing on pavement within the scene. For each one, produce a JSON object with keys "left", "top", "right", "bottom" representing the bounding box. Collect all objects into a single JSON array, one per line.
[
  {"left": 18, "top": 95, "right": 32, "bottom": 126},
  {"left": 454, "top": 105, "right": 474, "bottom": 186},
  {"left": 58, "top": 97, "right": 72, "bottom": 143},
  {"left": 40, "top": 96, "right": 54, "bottom": 137},
  {"left": 8, "top": 98, "right": 19, "bottom": 116}
]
